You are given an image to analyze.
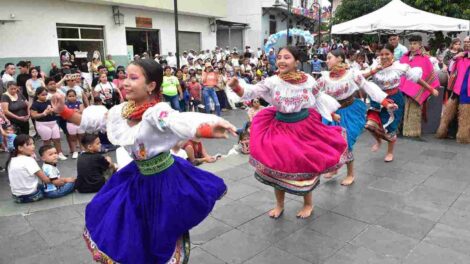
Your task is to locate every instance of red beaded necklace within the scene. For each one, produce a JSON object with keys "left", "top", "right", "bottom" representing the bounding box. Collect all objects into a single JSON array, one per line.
[{"left": 122, "top": 100, "right": 159, "bottom": 121}]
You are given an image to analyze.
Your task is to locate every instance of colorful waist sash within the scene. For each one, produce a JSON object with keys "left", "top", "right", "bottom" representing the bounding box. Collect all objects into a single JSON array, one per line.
[
  {"left": 135, "top": 152, "right": 175, "bottom": 175},
  {"left": 275, "top": 109, "right": 309, "bottom": 123}
]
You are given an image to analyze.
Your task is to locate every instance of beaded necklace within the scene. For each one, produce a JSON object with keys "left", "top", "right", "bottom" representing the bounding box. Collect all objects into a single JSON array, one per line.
[
  {"left": 278, "top": 71, "right": 308, "bottom": 84},
  {"left": 121, "top": 100, "right": 158, "bottom": 121}
]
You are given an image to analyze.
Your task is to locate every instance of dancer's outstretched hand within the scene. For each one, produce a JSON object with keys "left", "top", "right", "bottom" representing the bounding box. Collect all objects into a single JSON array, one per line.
[
  {"left": 50, "top": 93, "right": 66, "bottom": 114},
  {"left": 197, "top": 120, "right": 237, "bottom": 139},
  {"left": 227, "top": 76, "right": 239, "bottom": 89},
  {"left": 432, "top": 89, "right": 439, "bottom": 97},
  {"left": 212, "top": 120, "right": 238, "bottom": 138}
]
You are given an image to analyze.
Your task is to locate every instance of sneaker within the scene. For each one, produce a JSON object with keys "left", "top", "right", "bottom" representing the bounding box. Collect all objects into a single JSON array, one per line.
[
  {"left": 72, "top": 152, "right": 79, "bottom": 159},
  {"left": 58, "top": 153, "right": 68, "bottom": 161},
  {"left": 0, "top": 166, "right": 5, "bottom": 172}
]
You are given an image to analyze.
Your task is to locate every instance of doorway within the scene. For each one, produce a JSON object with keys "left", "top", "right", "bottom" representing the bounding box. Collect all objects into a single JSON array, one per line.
[{"left": 126, "top": 28, "right": 160, "bottom": 57}]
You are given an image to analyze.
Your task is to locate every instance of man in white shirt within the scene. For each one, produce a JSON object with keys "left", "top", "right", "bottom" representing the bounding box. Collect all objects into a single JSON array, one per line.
[
  {"left": 180, "top": 51, "right": 189, "bottom": 67},
  {"left": 249, "top": 53, "right": 259, "bottom": 66},
  {"left": 223, "top": 46, "right": 231, "bottom": 57},
  {"left": 167, "top": 52, "right": 177, "bottom": 68},
  {"left": 205, "top": 49, "right": 212, "bottom": 60},
  {"left": 257, "top": 48, "right": 263, "bottom": 59},
  {"left": 2, "top": 62, "right": 15, "bottom": 91}
]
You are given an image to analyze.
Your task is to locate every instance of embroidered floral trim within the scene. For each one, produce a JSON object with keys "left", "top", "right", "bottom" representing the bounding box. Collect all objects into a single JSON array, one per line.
[
  {"left": 254, "top": 171, "right": 320, "bottom": 196},
  {"left": 157, "top": 110, "right": 170, "bottom": 131},
  {"left": 83, "top": 228, "right": 190, "bottom": 264},
  {"left": 135, "top": 151, "right": 175, "bottom": 175},
  {"left": 249, "top": 127, "right": 349, "bottom": 181},
  {"left": 83, "top": 228, "right": 115, "bottom": 264}
]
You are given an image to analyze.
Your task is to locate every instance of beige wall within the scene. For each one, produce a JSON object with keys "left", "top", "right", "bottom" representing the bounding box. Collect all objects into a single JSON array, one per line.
[{"left": 68, "top": 0, "right": 227, "bottom": 17}]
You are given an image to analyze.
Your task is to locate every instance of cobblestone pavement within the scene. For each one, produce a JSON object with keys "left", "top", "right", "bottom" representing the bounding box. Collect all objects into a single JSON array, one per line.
[{"left": 1, "top": 109, "right": 470, "bottom": 264}]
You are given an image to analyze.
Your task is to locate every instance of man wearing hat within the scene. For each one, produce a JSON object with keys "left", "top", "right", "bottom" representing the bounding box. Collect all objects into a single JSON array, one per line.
[
  {"left": 201, "top": 62, "right": 221, "bottom": 116},
  {"left": 166, "top": 52, "right": 177, "bottom": 68}
]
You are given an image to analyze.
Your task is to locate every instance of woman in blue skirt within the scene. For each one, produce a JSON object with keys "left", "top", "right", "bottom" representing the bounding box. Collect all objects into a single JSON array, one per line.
[
  {"left": 364, "top": 44, "right": 425, "bottom": 162},
  {"left": 317, "top": 49, "right": 397, "bottom": 186},
  {"left": 51, "top": 59, "right": 236, "bottom": 264}
]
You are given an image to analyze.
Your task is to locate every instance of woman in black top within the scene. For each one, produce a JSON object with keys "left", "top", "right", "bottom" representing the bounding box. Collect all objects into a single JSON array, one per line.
[
  {"left": 30, "top": 87, "right": 67, "bottom": 160},
  {"left": 1, "top": 81, "right": 30, "bottom": 134}
]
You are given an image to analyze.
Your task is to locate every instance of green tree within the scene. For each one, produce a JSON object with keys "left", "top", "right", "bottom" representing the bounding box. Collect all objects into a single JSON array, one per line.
[{"left": 332, "top": 0, "right": 389, "bottom": 24}]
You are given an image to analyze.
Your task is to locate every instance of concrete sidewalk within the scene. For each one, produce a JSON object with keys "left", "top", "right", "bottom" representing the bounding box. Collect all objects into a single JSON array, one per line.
[{"left": 1, "top": 133, "right": 470, "bottom": 263}]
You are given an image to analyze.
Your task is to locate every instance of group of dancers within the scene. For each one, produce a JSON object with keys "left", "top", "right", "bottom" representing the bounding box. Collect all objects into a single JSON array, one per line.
[{"left": 47, "top": 34, "right": 468, "bottom": 263}]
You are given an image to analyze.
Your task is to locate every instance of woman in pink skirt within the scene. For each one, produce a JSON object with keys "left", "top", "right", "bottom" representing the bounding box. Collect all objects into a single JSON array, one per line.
[{"left": 228, "top": 46, "right": 348, "bottom": 219}]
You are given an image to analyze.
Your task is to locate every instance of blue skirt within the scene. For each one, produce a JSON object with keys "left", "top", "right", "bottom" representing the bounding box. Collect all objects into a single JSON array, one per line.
[
  {"left": 84, "top": 156, "right": 227, "bottom": 264},
  {"left": 323, "top": 99, "right": 367, "bottom": 152},
  {"left": 370, "top": 91, "right": 405, "bottom": 135}
]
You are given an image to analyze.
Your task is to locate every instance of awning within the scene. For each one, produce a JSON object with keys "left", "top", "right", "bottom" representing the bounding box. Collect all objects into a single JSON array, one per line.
[
  {"left": 216, "top": 20, "right": 249, "bottom": 28},
  {"left": 332, "top": 0, "right": 469, "bottom": 34}
]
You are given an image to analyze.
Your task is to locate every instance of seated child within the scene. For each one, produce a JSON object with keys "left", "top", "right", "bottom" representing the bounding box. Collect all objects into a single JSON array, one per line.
[
  {"left": 1, "top": 124, "right": 17, "bottom": 152},
  {"left": 39, "top": 145, "right": 76, "bottom": 198},
  {"left": 7, "top": 135, "right": 52, "bottom": 203},
  {"left": 183, "top": 139, "right": 219, "bottom": 166},
  {"left": 227, "top": 130, "right": 250, "bottom": 156},
  {"left": 75, "top": 134, "right": 116, "bottom": 193}
]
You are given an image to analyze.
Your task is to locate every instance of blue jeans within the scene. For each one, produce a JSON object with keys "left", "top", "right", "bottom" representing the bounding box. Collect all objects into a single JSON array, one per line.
[
  {"left": 164, "top": 95, "right": 181, "bottom": 112},
  {"left": 202, "top": 87, "right": 221, "bottom": 116},
  {"left": 44, "top": 182, "right": 75, "bottom": 199},
  {"left": 12, "top": 185, "right": 44, "bottom": 203}
]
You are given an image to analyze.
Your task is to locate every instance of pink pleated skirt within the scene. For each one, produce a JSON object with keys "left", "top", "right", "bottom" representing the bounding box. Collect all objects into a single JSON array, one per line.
[{"left": 249, "top": 107, "right": 348, "bottom": 195}]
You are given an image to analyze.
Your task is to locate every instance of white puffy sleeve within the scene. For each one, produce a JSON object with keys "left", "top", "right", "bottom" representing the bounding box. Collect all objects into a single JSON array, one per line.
[
  {"left": 312, "top": 77, "right": 340, "bottom": 122},
  {"left": 79, "top": 105, "right": 108, "bottom": 133},
  {"left": 144, "top": 102, "right": 222, "bottom": 140},
  {"left": 405, "top": 66, "right": 423, "bottom": 83},
  {"left": 238, "top": 78, "right": 273, "bottom": 102},
  {"left": 354, "top": 71, "right": 387, "bottom": 103}
]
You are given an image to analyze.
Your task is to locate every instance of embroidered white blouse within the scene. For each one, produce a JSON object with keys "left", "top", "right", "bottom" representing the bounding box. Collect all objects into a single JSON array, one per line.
[
  {"left": 239, "top": 74, "right": 340, "bottom": 121},
  {"left": 369, "top": 61, "right": 422, "bottom": 91},
  {"left": 79, "top": 102, "right": 221, "bottom": 160},
  {"left": 315, "top": 70, "right": 387, "bottom": 103}
]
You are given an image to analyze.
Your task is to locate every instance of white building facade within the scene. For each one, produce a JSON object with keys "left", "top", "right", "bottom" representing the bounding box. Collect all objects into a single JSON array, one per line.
[
  {"left": 221, "top": 0, "right": 323, "bottom": 51},
  {"left": 0, "top": 0, "right": 226, "bottom": 72}
]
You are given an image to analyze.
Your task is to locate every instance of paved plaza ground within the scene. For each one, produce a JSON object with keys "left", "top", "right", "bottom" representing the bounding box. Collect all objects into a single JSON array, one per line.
[{"left": 1, "top": 110, "right": 470, "bottom": 263}]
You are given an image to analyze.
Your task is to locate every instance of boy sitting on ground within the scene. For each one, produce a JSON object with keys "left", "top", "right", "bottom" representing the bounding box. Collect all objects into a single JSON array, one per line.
[
  {"left": 75, "top": 134, "right": 116, "bottom": 193},
  {"left": 39, "top": 145, "right": 76, "bottom": 198}
]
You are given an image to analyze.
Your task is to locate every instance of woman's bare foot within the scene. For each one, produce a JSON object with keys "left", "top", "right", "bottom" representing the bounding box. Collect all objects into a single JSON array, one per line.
[
  {"left": 296, "top": 205, "right": 313, "bottom": 219},
  {"left": 341, "top": 175, "right": 355, "bottom": 186},
  {"left": 268, "top": 206, "right": 284, "bottom": 219},
  {"left": 371, "top": 142, "right": 381, "bottom": 152},
  {"left": 384, "top": 153, "right": 394, "bottom": 162},
  {"left": 324, "top": 170, "right": 338, "bottom": 179}
]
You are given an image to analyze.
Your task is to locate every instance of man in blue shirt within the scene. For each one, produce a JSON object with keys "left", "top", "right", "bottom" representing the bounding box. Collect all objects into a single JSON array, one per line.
[
  {"left": 309, "top": 55, "right": 324, "bottom": 79},
  {"left": 388, "top": 34, "right": 408, "bottom": 61},
  {"left": 268, "top": 49, "right": 277, "bottom": 70}
]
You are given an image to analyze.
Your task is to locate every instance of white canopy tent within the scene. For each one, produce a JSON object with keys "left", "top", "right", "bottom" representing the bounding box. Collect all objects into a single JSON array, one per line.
[{"left": 332, "top": 0, "right": 469, "bottom": 34}]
